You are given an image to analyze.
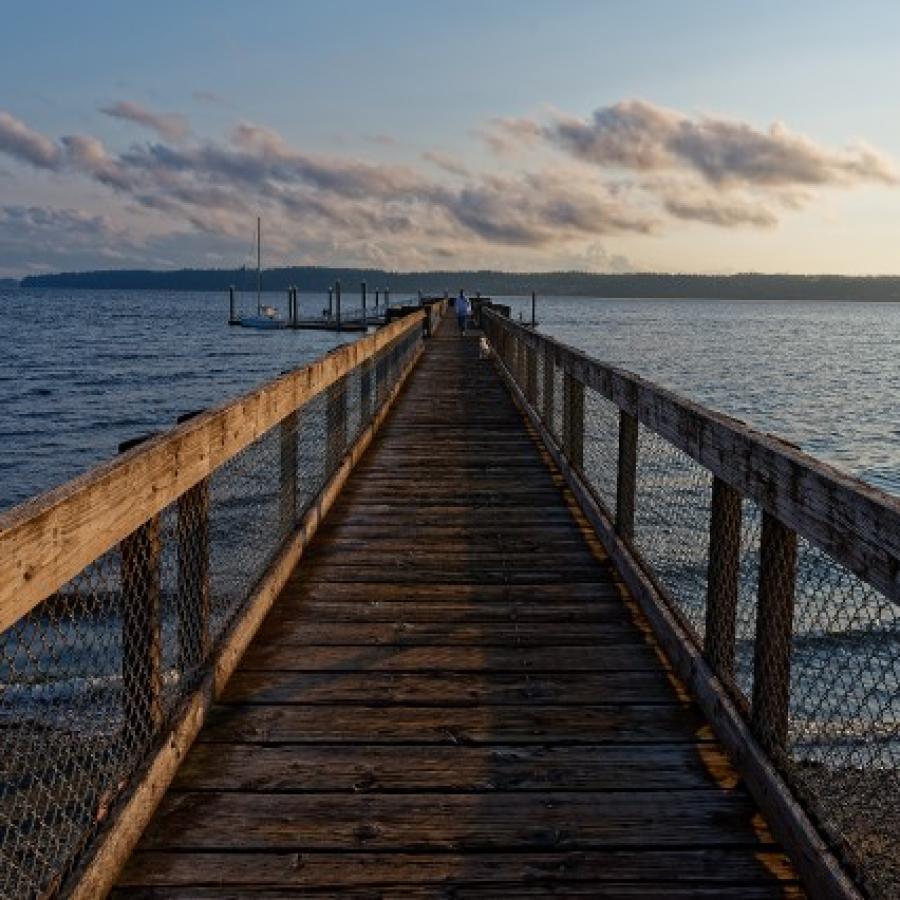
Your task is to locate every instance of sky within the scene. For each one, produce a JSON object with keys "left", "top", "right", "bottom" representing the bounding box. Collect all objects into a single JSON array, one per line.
[{"left": 2, "top": 0, "right": 900, "bottom": 277}]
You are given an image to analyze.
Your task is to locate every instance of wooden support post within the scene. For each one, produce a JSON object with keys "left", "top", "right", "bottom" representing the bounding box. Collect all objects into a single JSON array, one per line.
[
  {"left": 375, "top": 347, "right": 387, "bottom": 408},
  {"left": 542, "top": 348, "right": 554, "bottom": 426},
  {"left": 374, "top": 288, "right": 380, "bottom": 309},
  {"left": 176, "top": 478, "right": 209, "bottom": 672},
  {"left": 121, "top": 513, "right": 163, "bottom": 736},
  {"left": 360, "top": 357, "right": 373, "bottom": 424},
  {"left": 531, "top": 291, "right": 536, "bottom": 328},
  {"left": 385, "top": 287, "right": 390, "bottom": 307},
  {"left": 327, "top": 286, "right": 334, "bottom": 319},
  {"left": 118, "top": 435, "right": 163, "bottom": 736},
  {"left": 752, "top": 513, "right": 798, "bottom": 754},
  {"left": 704, "top": 477, "right": 742, "bottom": 679},
  {"left": 228, "top": 285, "right": 236, "bottom": 324},
  {"left": 616, "top": 411, "right": 638, "bottom": 540},
  {"left": 280, "top": 411, "right": 298, "bottom": 537},
  {"left": 525, "top": 345, "right": 538, "bottom": 406},
  {"left": 361, "top": 281, "right": 367, "bottom": 324},
  {"left": 335, "top": 280, "right": 342, "bottom": 331},
  {"left": 562, "top": 373, "right": 584, "bottom": 470},
  {"left": 327, "top": 376, "right": 348, "bottom": 467}
]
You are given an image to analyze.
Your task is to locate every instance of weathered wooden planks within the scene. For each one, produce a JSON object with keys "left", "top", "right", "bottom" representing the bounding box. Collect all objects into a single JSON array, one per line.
[
  {"left": 238, "top": 644, "right": 660, "bottom": 671},
  {"left": 137, "top": 790, "right": 773, "bottom": 850},
  {"left": 118, "top": 849, "right": 798, "bottom": 890},
  {"left": 169, "top": 743, "right": 741, "bottom": 792},
  {"left": 197, "top": 703, "right": 716, "bottom": 745},
  {"left": 117, "top": 319, "right": 801, "bottom": 896}
]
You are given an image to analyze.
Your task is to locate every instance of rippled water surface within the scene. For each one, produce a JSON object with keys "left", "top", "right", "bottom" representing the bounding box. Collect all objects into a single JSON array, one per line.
[
  {"left": 1, "top": 289, "right": 898, "bottom": 512},
  {"left": 0, "top": 288, "right": 416, "bottom": 511},
  {"left": 499, "top": 294, "right": 900, "bottom": 495}
]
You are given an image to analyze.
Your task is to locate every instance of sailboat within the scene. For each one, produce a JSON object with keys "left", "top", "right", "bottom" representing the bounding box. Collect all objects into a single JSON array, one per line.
[{"left": 238, "top": 218, "right": 286, "bottom": 329}]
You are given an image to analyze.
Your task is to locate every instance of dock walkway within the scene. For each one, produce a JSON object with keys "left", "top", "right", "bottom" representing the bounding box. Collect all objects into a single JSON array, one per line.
[{"left": 114, "top": 318, "right": 800, "bottom": 896}]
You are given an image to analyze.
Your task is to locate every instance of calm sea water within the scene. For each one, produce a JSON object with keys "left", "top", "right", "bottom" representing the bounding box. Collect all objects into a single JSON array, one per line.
[
  {"left": 500, "top": 294, "right": 900, "bottom": 496},
  {"left": 0, "top": 288, "right": 417, "bottom": 512},
  {"left": 1, "top": 289, "right": 898, "bottom": 513}
]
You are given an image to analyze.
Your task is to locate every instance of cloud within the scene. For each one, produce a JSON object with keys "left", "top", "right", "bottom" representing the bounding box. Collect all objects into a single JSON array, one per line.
[
  {"left": 422, "top": 149, "right": 470, "bottom": 177},
  {"left": 61, "top": 134, "right": 133, "bottom": 190},
  {"left": 433, "top": 170, "right": 656, "bottom": 246},
  {"left": 100, "top": 100, "right": 190, "bottom": 141},
  {"left": 544, "top": 99, "right": 898, "bottom": 188},
  {"left": 0, "top": 97, "right": 896, "bottom": 274},
  {"left": 0, "top": 205, "right": 129, "bottom": 275},
  {"left": 660, "top": 187, "right": 778, "bottom": 228},
  {"left": 0, "top": 111, "right": 61, "bottom": 169},
  {"left": 477, "top": 116, "right": 543, "bottom": 157}
]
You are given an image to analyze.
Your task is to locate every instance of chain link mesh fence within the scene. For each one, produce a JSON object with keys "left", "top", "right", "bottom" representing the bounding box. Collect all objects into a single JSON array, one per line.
[
  {"left": 0, "top": 320, "right": 422, "bottom": 899},
  {"left": 485, "top": 313, "right": 899, "bottom": 899}
]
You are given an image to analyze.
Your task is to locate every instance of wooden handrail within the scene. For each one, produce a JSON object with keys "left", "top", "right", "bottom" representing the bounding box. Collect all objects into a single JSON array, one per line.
[
  {"left": 483, "top": 310, "right": 900, "bottom": 602},
  {"left": 0, "top": 311, "right": 426, "bottom": 633}
]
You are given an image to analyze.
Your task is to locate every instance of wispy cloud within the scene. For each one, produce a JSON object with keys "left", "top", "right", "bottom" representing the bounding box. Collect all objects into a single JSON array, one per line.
[
  {"left": 0, "top": 111, "right": 62, "bottom": 169},
  {"left": 540, "top": 99, "right": 898, "bottom": 187},
  {"left": 0, "top": 97, "right": 896, "bottom": 274},
  {"left": 422, "top": 149, "right": 470, "bottom": 177},
  {"left": 476, "top": 116, "right": 543, "bottom": 157},
  {"left": 100, "top": 100, "right": 190, "bottom": 142}
]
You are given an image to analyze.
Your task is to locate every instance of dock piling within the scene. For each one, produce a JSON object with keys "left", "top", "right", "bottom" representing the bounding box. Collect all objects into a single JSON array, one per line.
[
  {"left": 361, "top": 281, "right": 367, "bottom": 325},
  {"left": 228, "top": 285, "right": 236, "bottom": 324},
  {"left": 336, "top": 280, "right": 342, "bottom": 331}
]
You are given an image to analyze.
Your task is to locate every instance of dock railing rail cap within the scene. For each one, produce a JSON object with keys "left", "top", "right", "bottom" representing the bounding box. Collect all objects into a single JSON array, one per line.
[
  {"left": 482, "top": 308, "right": 900, "bottom": 603},
  {"left": 0, "top": 309, "right": 426, "bottom": 634}
]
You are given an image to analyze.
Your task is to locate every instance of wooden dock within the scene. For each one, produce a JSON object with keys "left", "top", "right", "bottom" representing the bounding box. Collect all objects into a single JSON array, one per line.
[
  {"left": 113, "top": 319, "right": 802, "bottom": 896},
  {"left": 5, "top": 297, "right": 891, "bottom": 898}
]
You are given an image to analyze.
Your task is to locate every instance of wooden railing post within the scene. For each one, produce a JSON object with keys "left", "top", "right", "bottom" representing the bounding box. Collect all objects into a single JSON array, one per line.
[
  {"left": 704, "top": 477, "right": 742, "bottom": 679},
  {"left": 542, "top": 347, "right": 554, "bottom": 426},
  {"left": 752, "top": 512, "right": 798, "bottom": 754},
  {"left": 327, "top": 375, "right": 348, "bottom": 466},
  {"left": 360, "top": 357, "right": 373, "bottom": 424},
  {"left": 118, "top": 435, "right": 163, "bottom": 737},
  {"left": 176, "top": 478, "right": 210, "bottom": 672},
  {"left": 375, "top": 345, "right": 387, "bottom": 408},
  {"left": 525, "top": 345, "right": 538, "bottom": 406},
  {"left": 562, "top": 373, "right": 584, "bottom": 469},
  {"left": 280, "top": 411, "right": 298, "bottom": 536},
  {"left": 121, "top": 513, "right": 162, "bottom": 737},
  {"left": 616, "top": 411, "right": 638, "bottom": 540}
]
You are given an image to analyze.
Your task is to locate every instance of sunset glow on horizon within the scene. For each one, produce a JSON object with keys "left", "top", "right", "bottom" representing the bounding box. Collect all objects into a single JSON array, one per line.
[{"left": 2, "top": 0, "right": 900, "bottom": 277}]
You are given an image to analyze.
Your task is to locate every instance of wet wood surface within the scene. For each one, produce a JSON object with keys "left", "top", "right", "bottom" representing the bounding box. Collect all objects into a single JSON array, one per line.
[{"left": 116, "top": 319, "right": 801, "bottom": 896}]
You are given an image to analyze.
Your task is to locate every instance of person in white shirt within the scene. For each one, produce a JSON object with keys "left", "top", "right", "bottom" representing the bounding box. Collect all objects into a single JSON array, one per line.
[{"left": 456, "top": 290, "right": 471, "bottom": 334}]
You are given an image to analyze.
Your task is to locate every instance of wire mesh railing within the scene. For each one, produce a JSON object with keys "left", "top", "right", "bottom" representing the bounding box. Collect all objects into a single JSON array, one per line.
[
  {"left": 0, "top": 309, "right": 427, "bottom": 899},
  {"left": 483, "top": 308, "right": 899, "bottom": 900}
]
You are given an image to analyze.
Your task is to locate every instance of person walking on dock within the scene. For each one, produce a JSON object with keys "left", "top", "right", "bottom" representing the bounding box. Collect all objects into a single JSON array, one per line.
[{"left": 456, "top": 290, "right": 470, "bottom": 335}]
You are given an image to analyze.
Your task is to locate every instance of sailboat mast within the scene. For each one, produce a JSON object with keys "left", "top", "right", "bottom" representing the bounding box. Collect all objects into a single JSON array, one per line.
[{"left": 256, "top": 216, "right": 261, "bottom": 315}]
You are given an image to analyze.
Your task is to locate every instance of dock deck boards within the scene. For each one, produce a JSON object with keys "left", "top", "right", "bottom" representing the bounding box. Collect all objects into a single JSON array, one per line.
[{"left": 115, "top": 320, "right": 802, "bottom": 896}]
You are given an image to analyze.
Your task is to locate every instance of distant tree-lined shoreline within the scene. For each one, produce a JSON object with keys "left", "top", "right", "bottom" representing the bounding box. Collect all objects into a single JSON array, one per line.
[{"left": 15, "top": 268, "right": 900, "bottom": 301}]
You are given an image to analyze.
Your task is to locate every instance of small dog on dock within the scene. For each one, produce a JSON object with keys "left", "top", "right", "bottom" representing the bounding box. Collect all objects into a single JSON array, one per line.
[{"left": 478, "top": 336, "right": 491, "bottom": 359}]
